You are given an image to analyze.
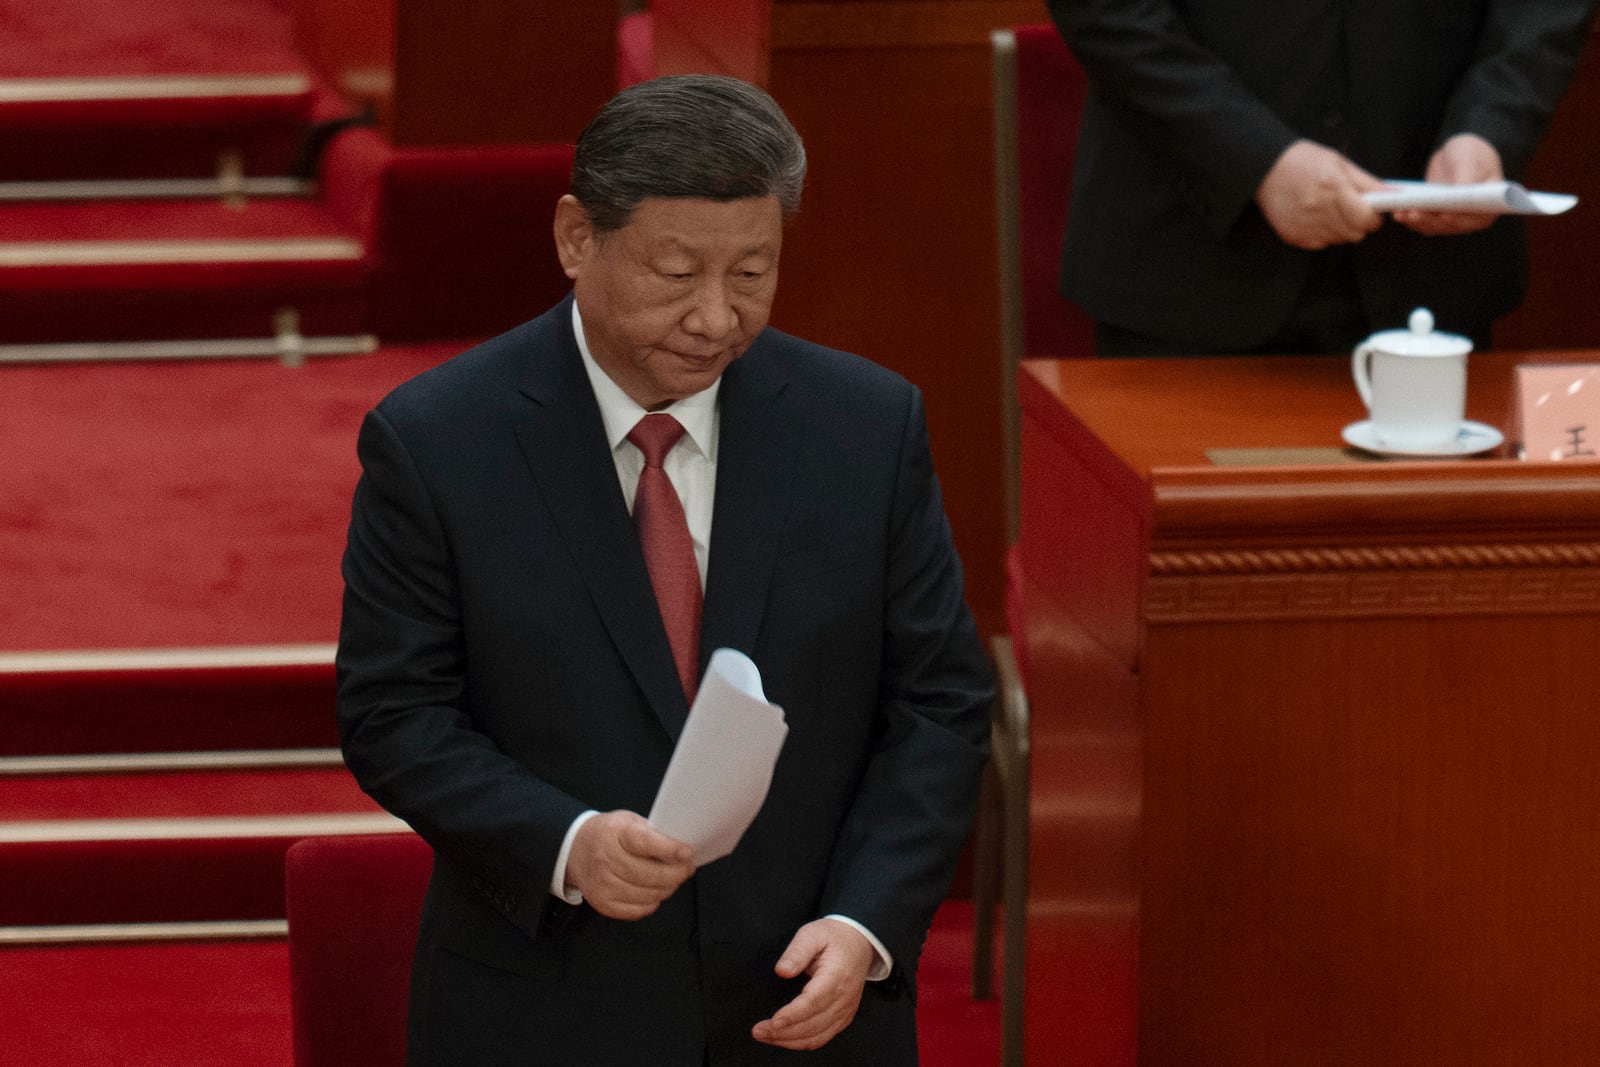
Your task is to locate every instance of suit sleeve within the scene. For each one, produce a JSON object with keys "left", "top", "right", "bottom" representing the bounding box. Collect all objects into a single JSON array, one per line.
[
  {"left": 816, "top": 386, "right": 994, "bottom": 973},
  {"left": 1047, "top": 0, "right": 1299, "bottom": 236},
  {"left": 336, "top": 406, "right": 586, "bottom": 940},
  {"left": 1435, "top": 0, "right": 1596, "bottom": 177}
]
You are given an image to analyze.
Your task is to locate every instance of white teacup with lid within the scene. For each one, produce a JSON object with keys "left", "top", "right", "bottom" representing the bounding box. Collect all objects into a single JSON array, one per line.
[{"left": 1351, "top": 308, "right": 1472, "bottom": 451}]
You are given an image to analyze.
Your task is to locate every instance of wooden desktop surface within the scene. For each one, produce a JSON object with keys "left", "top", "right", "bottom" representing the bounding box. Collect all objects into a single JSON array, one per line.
[{"left": 1017, "top": 352, "right": 1600, "bottom": 1066}]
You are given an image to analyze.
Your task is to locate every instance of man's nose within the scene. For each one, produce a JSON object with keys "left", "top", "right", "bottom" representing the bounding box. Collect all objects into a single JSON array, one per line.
[{"left": 683, "top": 279, "right": 737, "bottom": 339}]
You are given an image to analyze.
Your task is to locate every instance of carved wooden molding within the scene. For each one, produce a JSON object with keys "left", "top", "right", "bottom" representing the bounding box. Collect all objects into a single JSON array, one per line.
[
  {"left": 1150, "top": 541, "right": 1600, "bottom": 575},
  {"left": 1146, "top": 565, "right": 1600, "bottom": 622}
]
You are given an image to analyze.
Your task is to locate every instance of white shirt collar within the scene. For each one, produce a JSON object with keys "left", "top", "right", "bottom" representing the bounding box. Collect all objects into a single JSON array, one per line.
[{"left": 571, "top": 299, "right": 720, "bottom": 458}]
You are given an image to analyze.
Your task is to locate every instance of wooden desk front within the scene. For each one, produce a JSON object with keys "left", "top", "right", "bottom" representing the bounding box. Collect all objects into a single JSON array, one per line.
[{"left": 1018, "top": 353, "right": 1600, "bottom": 1066}]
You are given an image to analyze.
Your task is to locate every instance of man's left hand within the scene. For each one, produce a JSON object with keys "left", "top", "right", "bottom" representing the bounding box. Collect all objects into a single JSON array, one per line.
[
  {"left": 1395, "top": 133, "right": 1504, "bottom": 236},
  {"left": 751, "top": 918, "right": 876, "bottom": 1051}
]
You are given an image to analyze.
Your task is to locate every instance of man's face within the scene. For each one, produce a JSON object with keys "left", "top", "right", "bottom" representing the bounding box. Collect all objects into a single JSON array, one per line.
[{"left": 555, "top": 194, "right": 783, "bottom": 410}]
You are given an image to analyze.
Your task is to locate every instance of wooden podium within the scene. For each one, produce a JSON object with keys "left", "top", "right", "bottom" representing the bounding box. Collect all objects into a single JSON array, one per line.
[{"left": 1017, "top": 353, "right": 1600, "bottom": 1065}]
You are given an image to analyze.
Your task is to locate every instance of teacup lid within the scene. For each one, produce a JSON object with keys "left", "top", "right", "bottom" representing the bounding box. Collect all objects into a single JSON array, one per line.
[{"left": 1361, "top": 308, "right": 1473, "bottom": 357}]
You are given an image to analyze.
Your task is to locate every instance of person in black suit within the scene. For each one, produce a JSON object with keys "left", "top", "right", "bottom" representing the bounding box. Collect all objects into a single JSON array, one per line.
[
  {"left": 336, "top": 75, "right": 992, "bottom": 1065},
  {"left": 1048, "top": 0, "right": 1598, "bottom": 355}
]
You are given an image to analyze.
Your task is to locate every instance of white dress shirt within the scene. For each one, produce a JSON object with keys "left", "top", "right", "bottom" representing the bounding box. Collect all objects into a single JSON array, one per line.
[{"left": 548, "top": 302, "right": 891, "bottom": 980}]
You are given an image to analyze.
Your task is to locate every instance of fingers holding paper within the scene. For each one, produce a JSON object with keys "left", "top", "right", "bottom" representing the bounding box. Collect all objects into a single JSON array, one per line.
[
  {"left": 751, "top": 918, "right": 876, "bottom": 1051},
  {"left": 1395, "top": 133, "right": 1504, "bottom": 236},
  {"left": 1255, "top": 139, "right": 1385, "bottom": 250},
  {"left": 565, "top": 810, "right": 695, "bottom": 920}
]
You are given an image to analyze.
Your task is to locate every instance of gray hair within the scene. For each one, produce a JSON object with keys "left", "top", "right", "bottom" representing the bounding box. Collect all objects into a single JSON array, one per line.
[{"left": 571, "top": 75, "right": 807, "bottom": 233}]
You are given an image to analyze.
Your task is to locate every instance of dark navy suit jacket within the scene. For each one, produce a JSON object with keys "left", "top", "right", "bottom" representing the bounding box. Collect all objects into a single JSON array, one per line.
[
  {"left": 1049, "top": 0, "right": 1596, "bottom": 348},
  {"left": 336, "top": 294, "right": 992, "bottom": 1065}
]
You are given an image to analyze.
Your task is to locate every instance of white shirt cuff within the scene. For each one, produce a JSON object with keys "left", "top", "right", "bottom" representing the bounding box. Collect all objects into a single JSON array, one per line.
[
  {"left": 550, "top": 809, "right": 600, "bottom": 904},
  {"left": 824, "top": 914, "right": 894, "bottom": 981}
]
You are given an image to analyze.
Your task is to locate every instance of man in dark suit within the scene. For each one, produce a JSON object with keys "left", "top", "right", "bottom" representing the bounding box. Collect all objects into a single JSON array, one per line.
[
  {"left": 1048, "top": 0, "right": 1597, "bottom": 355},
  {"left": 336, "top": 75, "right": 992, "bottom": 1065}
]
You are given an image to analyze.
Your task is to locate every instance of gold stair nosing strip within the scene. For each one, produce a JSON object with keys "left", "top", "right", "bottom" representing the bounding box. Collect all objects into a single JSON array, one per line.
[
  {"left": 0, "top": 919, "right": 290, "bottom": 946},
  {"left": 0, "top": 237, "right": 364, "bottom": 267},
  {"left": 0, "top": 812, "right": 408, "bottom": 844},
  {"left": 0, "top": 74, "right": 310, "bottom": 104},
  {"left": 0, "top": 334, "right": 379, "bottom": 365},
  {"left": 0, "top": 177, "right": 314, "bottom": 202},
  {"left": 0, "top": 749, "right": 346, "bottom": 778},
  {"left": 0, "top": 643, "right": 338, "bottom": 674}
]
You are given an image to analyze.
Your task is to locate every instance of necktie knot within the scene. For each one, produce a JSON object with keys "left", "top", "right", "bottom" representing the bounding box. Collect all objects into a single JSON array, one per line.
[{"left": 628, "top": 413, "right": 687, "bottom": 469}]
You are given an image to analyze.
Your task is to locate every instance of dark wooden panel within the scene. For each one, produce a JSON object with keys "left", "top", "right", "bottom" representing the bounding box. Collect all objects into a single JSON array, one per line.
[
  {"left": 294, "top": 0, "right": 617, "bottom": 146},
  {"left": 1141, "top": 613, "right": 1600, "bottom": 1066},
  {"left": 768, "top": 1, "right": 1048, "bottom": 636}
]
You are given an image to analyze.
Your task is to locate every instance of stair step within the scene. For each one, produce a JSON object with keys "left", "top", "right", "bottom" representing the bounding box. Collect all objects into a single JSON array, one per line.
[
  {"left": 0, "top": 767, "right": 386, "bottom": 824},
  {"left": 0, "top": 197, "right": 368, "bottom": 342},
  {"left": 0, "top": 176, "right": 314, "bottom": 203},
  {"left": 0, "top": 236, "right": 362, "bottom": 267},
  {"left": 0, "top": 813, "right": 402, "bottom": 842},
  {"left": 0, "top": 74, "right": 310, "bottom": 104},
  {"left": 0, "top": 767, "right": 399, "bottom": 925},
  {"left": 2, "top": 938, "right": 293, "bottom": 1067},
  {"left": 0, "top": 919, "right": 287, "bottom": 946},
  {"left": 0, "top": 333, "right": 379, "bottom": 366},
  {"left": 0, "top": 195, "right": 358, "bottom": 244},
  {"left": 0, "top": 749, "right": 344, "bottom": 777},
  {"left": 0, "top": 75, "right": 320, "bottom": 181},
  {"left": 0, "top": 646, "right": 340, "bottom": 757}
]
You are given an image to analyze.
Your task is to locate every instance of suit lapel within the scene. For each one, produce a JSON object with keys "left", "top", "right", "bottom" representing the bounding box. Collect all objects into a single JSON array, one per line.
[
  {"left": 701, "top": 337, "right": 797, "bottom": 667},
  {"left": 513, "top": 300, "right": 690, "bottom": 740}
]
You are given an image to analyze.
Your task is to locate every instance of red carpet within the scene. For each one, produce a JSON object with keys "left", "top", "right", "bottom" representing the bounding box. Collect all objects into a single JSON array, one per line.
[
  {"left": 0, "top": 767, "right": 380, "bottom": 821},
  {"left": 0, "top": 346, "right": 462, "bottom": 650},
  {"left": 0, "top": 0, "right": 303, "bottom": 78},
  {"left": 0, "top": 940, "right": 293, "bottom": 1067},
  {"left": 0, "top": 904, "right": 996, "bottom": 1067}
]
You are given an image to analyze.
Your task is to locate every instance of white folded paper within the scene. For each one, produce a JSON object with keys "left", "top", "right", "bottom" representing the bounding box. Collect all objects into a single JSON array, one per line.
[
  {"left": 1363, "top": 180, "right": 1577, "bottom": 216},
  {"left": 647, "top": 648, "right": 787, "bottom": 865}
]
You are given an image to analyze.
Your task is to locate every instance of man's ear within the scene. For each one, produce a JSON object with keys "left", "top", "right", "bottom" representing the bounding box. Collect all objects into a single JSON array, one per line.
[{"left": 553, "top": 195, "right": 594, "bottom": 280}]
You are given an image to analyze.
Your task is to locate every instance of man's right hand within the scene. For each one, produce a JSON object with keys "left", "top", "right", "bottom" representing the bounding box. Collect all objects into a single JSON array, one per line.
[
  {"left": 565, "top": 810, "right": 695, "bottom": 920},
  {"left": 1255, "top": 139, "right": 1385, "bottom": 250}
]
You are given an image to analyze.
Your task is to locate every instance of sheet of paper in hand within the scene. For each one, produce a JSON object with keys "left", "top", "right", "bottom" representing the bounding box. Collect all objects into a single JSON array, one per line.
[
  {"left": 647, "top": 648, "right": 788, "bottom": 865},
  {"left": 1363, "top": 180, "right": 1577, "bottom": 216}
]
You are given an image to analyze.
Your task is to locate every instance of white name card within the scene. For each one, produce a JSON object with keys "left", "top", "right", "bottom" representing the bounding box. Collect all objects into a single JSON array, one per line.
[{"left": 1514, "top": 364, "right": 1600, "bottom": 462}]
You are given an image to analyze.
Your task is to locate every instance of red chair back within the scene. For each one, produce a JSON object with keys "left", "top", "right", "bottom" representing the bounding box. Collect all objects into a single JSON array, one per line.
[
  {"left": 1010, "top": 24, "right": 1094, "bottom": 360},
  {"left": 286, "top": 833, "right": 432, "bottom": 1067}
]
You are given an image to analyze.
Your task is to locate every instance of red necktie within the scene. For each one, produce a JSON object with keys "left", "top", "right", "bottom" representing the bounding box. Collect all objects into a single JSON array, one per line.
[{"left": 627, "top": 413, "right": 702, "bottom": 702}]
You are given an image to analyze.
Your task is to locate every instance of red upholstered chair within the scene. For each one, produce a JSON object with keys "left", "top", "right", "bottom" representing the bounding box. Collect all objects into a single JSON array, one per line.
[
  {"left": 993, "top": 23, "right": 1094, "bottom": 363},
  {"left": 286, "top": 833, "right": 432, "bottom": 1067},
  {"left": 319, "top": 127, "right": 576, "bottom": 342},
  {"left": 618, "top": 10, "right": 657, "bottom": 88}
]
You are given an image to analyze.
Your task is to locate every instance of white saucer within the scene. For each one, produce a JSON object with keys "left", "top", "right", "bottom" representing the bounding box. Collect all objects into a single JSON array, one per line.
[{"left": 1341, "top": 419, "right": 1504, "bottom": 458}]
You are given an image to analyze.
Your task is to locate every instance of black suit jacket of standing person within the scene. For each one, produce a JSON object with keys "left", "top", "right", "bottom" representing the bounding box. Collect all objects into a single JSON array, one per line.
[
  {"left": 336, "top": 293, "right": 994, "bottom": 1065},
  {"left": 1049, "top": 0, "right": 1596, "bottom": 350}
]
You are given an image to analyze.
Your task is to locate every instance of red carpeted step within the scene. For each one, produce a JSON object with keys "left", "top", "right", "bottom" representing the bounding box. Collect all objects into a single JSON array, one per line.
[
  {"left": 0, "top": 766, "right": 378, "bottom": 821},
  {"left": 0, "top": 195, "right": 368, "bottom": 342},
  {"left": 0, "top": 654, "right": 338, "bottom": 757},
  {"left": 0, "top": 0, "right": 304, "bottom": 80},
  {"left": 0, "top": 346, "right": 455, "bottom": 656},
  {"left": 0, "top": 939, "right": 293, "bottom": 1067},
  {"left": 0, "top": 75, "right": 319, "bottom": 181},
  {"left": 0, "top": 765, "right": 398, "bottom": 925},
  {"left": 0, "top": 905, "right": 993, "bottom": 1067}
]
